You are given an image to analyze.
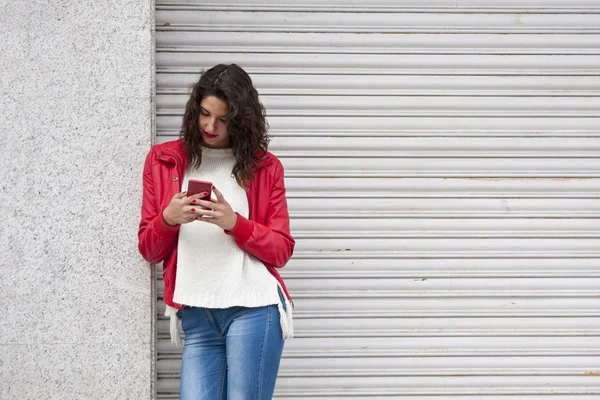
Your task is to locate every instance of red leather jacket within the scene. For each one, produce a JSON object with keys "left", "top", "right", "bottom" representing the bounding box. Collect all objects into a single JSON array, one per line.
[{"left": 138, "top": 139, "right": 295, "bottom": 310}]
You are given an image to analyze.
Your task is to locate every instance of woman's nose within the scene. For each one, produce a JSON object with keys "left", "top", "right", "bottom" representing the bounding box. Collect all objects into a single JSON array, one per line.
[{"left": 206, "top": 119, "right": 215, "bottom": 131}]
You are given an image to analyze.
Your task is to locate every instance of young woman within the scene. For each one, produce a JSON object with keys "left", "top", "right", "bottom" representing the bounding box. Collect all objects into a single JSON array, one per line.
[{"left": 138, "top": 64, "right": 295, "bottom": 399}]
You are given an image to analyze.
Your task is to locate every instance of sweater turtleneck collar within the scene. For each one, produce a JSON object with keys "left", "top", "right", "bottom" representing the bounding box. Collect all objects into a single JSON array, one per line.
[{"left": 201, "top": 146, "right": 234, "bottom": 158}]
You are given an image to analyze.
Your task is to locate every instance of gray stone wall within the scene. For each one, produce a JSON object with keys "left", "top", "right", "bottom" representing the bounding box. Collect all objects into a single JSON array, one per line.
[{"left": 0, "top": 1, "right": 154, "bottom": 398}]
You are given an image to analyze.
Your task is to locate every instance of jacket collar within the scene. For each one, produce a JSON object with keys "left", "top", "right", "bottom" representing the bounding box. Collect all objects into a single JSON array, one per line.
[{"left": 159, "top": 138, "right": 273, "bottom": 168}]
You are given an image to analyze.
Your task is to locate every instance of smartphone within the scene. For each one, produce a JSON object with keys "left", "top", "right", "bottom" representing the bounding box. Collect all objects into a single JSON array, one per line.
[{"left": 186, "top": 179, "right": 212, "bottom": 201}]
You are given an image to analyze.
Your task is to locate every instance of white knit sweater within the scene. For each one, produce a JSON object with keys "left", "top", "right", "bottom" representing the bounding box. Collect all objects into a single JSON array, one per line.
[{"left": 164, "top": 146, "right": 293, "bottom": 345}]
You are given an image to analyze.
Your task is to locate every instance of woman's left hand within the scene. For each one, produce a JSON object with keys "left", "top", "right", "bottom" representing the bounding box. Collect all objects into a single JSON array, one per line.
[{"left": 192, "top": 187, "right": 238, "bottom": 231}]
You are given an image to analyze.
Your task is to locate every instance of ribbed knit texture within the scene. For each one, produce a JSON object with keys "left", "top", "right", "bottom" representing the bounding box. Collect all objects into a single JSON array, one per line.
[{"left": 173, "top": 146, "right": 281, "bottom": 310}]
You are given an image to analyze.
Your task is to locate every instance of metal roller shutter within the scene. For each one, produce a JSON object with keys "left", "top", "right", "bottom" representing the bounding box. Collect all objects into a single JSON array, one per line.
[{"left": 153, "top": 1, "right": 600, "bottom": 398}]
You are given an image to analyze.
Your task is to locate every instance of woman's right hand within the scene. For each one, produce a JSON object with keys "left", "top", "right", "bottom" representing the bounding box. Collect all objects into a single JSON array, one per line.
[{"left": 162, "top": 191, "right": 209, "bottom": 226}]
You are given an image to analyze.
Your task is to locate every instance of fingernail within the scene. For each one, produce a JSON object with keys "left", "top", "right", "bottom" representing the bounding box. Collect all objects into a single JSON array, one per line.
[
  {"left": 212, "top": 185, "right": 216, "bottom": 189},
  {"left": 191, "top": 208, "right": 195, "bottom": 212},
  {"left": 194, "top": 217, "right": 198, "bottom": 220},
  {"left": 202, "top": 192, "right": 208, "bottom": 196},
  {"left": 191, "top": 199, "right": 196, "bottom": 203}
]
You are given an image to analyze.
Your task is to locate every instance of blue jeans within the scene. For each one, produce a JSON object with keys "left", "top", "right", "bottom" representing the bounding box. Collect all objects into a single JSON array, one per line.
[{"left": 179, "top": 298, "right": 285, "bottom": 400}]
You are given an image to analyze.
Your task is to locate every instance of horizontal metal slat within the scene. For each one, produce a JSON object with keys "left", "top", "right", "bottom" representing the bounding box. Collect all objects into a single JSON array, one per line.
[
  {"left": 159, "top": 392, "right": 600, "bottom": 399},
  {"left": 288, "top": 258, "right": 600, "bottom": 274},
  {"left": 277, "top": 374, "right": 600, "bottom": 388},
  {"left": 155, "top": 53, "right": 600, "bottom": 75},
  {"left": 281, "top": 258, "right": 600, "bottom": 278},
  {"left": 156, "top": 10, "right": 600, "bottom": 33},
  {"left": 278, "top": 355, "right": 600, "bottom": 371},
  {"left": 270, "top": 290, "right": 600, "bottom": 298},
  {"left": 156, "top": 0, "right": 600, "bottom": 13},
  {"left": 156, "top": 32, "right": 600, "bottom": 55},
  {"left": 293, "top": 232, "right": 600, "bottom": 239},
  {"left": 290, "top": 218, "right": 600, "bottom": 238},
  {"left": 279, "top": 158, "right": 600, "bottom": 178},
  {"left": 287, "top": 301, "right": 600, "bottom": 318},
  {"left": 158, "top": 394, "right": 600, "bottom": 400},
  {"left": 283, "top": 178, "right": 600, "bottom": 198},
  {"left": 294, "top": 237, "right": 600, "bottom": 252},
  {"left": 292, "top": 251, "right": 600, "bottom": 258},
  {"left": 280, "top": 277, "right": 600, "bottom": 291},
  {"left": 269, "top": 137, "right": 600, "bottom": 157},
  {"left": 286, "top": 198, "right": 600, "bottom": 218},
  {"left": 276, "top": 387, "right": 599, "bottom": 396}
]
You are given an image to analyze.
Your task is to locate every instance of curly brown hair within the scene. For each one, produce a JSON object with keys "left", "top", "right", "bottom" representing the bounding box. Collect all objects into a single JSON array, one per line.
[{"left": 179, "top": 64, "right": 270, "bottom": 186}]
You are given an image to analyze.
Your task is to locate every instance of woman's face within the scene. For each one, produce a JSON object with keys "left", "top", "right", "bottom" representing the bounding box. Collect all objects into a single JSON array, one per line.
[{"left": 199, "top": 95, "right": 230, "bottom": 149}]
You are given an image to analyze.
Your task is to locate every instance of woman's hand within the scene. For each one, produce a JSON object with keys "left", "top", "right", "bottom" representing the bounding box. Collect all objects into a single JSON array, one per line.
[
  {"left": 162, "top": 191, "right": 210, "bottom": 226},
  {"left": 192, "top": 187, "right": 238, "bottom": 231}
]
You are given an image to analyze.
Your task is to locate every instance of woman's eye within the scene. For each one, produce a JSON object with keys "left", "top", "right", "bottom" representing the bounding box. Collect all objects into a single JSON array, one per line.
[{"left": 201, "top": 112, "right": 209, "bottom": 117}]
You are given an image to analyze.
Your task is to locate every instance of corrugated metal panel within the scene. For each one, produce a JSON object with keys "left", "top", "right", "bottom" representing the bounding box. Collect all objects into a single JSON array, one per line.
[{"left": 154, "top": 1, "right": 600, "bottom": 398}]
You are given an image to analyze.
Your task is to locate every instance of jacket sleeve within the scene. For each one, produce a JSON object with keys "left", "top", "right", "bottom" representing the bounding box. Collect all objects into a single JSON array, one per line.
[
  {"left": 225, "top": 160, "right": 295, "bottom": 267},
  {"left": 138, "top": 148, "right": 180, "bottom": 264}
]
